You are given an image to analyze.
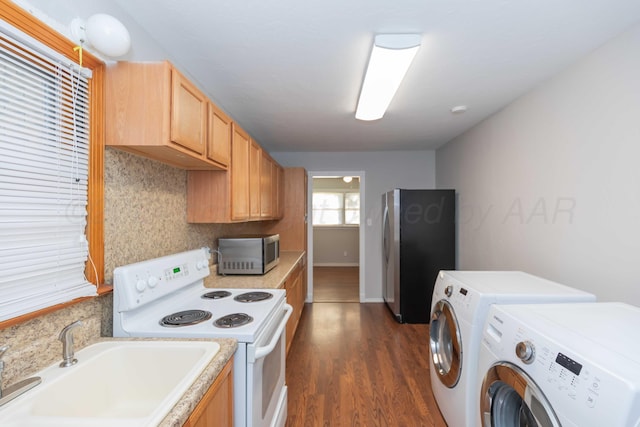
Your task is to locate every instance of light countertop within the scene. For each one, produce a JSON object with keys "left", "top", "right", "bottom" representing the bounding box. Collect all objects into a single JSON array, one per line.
[{"left": 203, "top": 251, "right": 305, "bottom": 289}]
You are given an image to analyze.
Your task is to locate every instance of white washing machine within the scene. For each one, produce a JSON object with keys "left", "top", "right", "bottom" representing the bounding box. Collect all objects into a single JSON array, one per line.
[
  {"left": 478, "top": 302, "right": 640, "bottom": 427},
  {"left": 429, "top": 271, "right": 596, "bottom": 427}
]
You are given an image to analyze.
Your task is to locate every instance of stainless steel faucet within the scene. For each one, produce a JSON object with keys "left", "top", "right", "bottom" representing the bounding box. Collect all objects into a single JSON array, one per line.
[
  {"left": 58, "top": 320, "right": 82, "bottom": 368},
  {"left": 0, "top": 345, "right": 41, "bottom": 407}
]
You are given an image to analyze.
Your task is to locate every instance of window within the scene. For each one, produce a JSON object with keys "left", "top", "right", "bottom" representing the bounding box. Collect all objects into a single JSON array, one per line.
[
  {"left": 312, "top": 192, "right": 360, "bottom": 226},
  {"left": 0, "top": 6, "right": 105, "bottom": 325}
]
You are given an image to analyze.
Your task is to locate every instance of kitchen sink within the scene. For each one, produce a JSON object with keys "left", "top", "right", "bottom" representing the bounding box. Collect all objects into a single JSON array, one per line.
[{"left": 0, "top": 340, "right": 220, "bottom": 426}]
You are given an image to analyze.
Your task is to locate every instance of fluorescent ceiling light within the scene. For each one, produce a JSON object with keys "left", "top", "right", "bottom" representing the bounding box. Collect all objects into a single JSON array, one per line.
[{"left": 355, "top": 34, "right": 421, "bottom": 121}]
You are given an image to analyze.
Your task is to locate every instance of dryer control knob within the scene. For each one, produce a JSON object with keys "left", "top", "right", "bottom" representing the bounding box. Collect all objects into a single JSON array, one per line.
[
  {"left": 445, "top": 285, "right": 453, "bottom": 297},
  {"left": 516, "top": 341, "right": 535, "bottom": 364}
]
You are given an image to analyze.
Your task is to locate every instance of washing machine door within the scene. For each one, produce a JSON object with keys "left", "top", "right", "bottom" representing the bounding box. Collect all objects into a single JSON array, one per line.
[
  {"left": 429, "top": 300, "right": 462, "bottom": 388},
  {"left": 480, "top": 362, "right": 560, "bottom": 427}
]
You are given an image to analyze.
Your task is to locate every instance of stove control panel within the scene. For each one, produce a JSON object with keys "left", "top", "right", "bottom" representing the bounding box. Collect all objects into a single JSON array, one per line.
[{"left": 114, "top": 248, "right": 211, "bottom": 312}]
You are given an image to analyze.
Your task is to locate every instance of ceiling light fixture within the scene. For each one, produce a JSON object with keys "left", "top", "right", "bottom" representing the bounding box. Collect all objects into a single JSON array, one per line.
[
  {"left": 451, "top": 105, "right": 468, "bottom": 114},
  {"left": 70, "top": 14, "right": 131, "bottom": 58},
  {"left": 343, "top": 176, "right": 353, "bottom": 183},
  {"left": 355, "top": 34, "right": 421, "bottom": 121}
]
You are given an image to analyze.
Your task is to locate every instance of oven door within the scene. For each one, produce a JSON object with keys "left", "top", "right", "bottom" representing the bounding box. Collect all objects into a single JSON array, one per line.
[{"left": 246, "top": 303, "right": 292, "bottom": 427}]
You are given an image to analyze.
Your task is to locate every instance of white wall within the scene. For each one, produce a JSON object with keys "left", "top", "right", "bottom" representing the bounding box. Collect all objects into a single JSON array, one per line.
[
  {"left": 313, "top": 227, "right": 359, "bottom": 265},
  {"left": 436, "top": 24, "right": 640, "bottom": 305},
  {"left": 272, "top": 151, "right": 436, "bottom": 301}
]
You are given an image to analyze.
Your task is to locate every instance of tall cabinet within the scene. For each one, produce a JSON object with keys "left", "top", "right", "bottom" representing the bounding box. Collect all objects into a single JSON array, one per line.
[
  {"left": 263, "top": 168, "right": 308, "bottom": 354},
  {"left": 263, "top": 168, "right": 308, "bottom": 252}
]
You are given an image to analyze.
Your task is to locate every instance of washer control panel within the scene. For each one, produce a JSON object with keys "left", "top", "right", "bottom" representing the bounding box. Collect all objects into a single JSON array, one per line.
[{"left": 433, "top": 273, "right": 480, "bottom": 321}]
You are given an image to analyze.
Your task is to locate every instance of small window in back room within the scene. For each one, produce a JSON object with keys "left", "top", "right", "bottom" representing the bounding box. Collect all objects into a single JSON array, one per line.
[{"left": 312, "top": 177, "right": 360, "bottom": 226}]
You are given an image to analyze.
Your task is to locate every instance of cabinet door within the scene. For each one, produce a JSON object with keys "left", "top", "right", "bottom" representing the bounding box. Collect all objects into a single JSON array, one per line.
[
  {"left": 249, "top": 139, "right": 261, "bottom": 219},
  {"left": 260, "top": 154, "right": 273, "bottom": 218},
  {"left": 183, "top": 359, "right": 233, "bottom": 427},
  {"left": 170, "top": 69, "right": 207, "bottom": 154},
  {"left": 207, "top": 103, "right": 231, "bottom": 168},
  {"left": 285, "top": 262, "right": 304, "bottom": 355},
  {"left": 273, "top": 163, "right": 283, "bottom": 219},
  {"left": 231, "top": 125, "right": 250, "bottom": 220}
]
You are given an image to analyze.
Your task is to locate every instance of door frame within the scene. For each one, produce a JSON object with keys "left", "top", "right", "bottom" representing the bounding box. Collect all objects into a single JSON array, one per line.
[{"left": 306, "top": 170, "right": 366, "bottom": 303}]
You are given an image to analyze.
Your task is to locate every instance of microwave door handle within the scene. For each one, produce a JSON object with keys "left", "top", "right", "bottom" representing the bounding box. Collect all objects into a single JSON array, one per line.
[{"left": 254, "top": 304, "right": 293, "bottom": 360}]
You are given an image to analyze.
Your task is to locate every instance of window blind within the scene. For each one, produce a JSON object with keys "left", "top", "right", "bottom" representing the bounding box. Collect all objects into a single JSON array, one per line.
[{"left": 0, "top": 22, "right": 97, "bottom": 322}]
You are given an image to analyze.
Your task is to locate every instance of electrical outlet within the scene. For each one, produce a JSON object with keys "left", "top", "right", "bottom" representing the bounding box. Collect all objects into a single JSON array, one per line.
[{"left": 343, "top": 251, "right": 348, "bottom": 257}]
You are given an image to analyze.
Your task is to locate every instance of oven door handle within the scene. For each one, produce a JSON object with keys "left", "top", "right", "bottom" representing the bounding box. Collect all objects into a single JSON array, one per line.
[{"left": 254, "top": 303, "right": 293, "bottom": 360}]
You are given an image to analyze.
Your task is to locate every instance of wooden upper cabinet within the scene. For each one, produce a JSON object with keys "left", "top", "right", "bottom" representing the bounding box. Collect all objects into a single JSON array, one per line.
[
  {"left": 187, "top": 125, "right": 283, "bottom": 223},
  {"left": 260, "top": 152, "right": 284, "bottom": 219},
  {"left": 249, "top": 139, "right": 261, "bottom": 219},
  {"left": 105, "top": 61, "right": 226, "bottom": 170},
  {"left": 170, "top": 71, "right": 207, "bottom": 155},
  {"left": 207, "top": 103, "right": 231, "bottom": 168},
  {"left": 231, "top": 125, "right": 251, "bottom": 221},
  {"left": 260, "top": 153, "right": 274, "bottom": 218},
  {"left": 275, "top": 163, "right": 285, "bottom": 219}
]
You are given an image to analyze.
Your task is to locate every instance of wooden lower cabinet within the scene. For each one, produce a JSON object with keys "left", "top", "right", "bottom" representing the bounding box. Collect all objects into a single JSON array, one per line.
[
  {"left": 284, "top": 259, "right": 307, "bottom": 355},
  {"left": 183, "top": 359, "right": 233, "bottom": 427}
]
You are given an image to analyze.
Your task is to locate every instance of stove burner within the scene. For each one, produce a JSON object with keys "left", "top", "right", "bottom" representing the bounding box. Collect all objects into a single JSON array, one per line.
[
  {"left": 214, "top": 313, "right": 253, "bottom": 328},
  {"left": 159, "top": 310, "right": 212, "bottom": 327},
  {"left": 201, "top": 290, "right": 232, "bottom": 300},
  {"left": 234, "top": 291, "right": 273, "bottom": 303}
]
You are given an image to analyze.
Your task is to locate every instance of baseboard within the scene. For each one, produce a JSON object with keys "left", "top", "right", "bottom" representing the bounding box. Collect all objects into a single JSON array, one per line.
[{"left": 313, "top": 262, "right": 359, "bottom": 267}]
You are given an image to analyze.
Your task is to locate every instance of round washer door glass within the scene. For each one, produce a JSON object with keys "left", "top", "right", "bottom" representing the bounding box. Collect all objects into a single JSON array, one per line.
[
  {"left": 480, "top": 362, "right": 560, "bottom": 427},
  {"left": 429, "top": 299, "right": 462, "bottom": 388}
]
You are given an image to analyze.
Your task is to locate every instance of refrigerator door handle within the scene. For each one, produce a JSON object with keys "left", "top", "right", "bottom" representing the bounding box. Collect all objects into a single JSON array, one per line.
[{"left": 382, "top": 203, "right": 390, "bottom": 263}]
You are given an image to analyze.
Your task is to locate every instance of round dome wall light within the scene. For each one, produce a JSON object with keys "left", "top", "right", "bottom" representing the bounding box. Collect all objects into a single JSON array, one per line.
[{"left": 70, "top": 14, "right": 131, "bottom": 58}]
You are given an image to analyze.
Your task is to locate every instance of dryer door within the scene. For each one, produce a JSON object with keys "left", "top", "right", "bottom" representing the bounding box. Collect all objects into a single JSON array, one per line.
[
  {"left": 429, "top": 300, "right": 462, "bottom": 388},
  {"left": 480, "top": 362, "right": 560, "bottom": 427}
]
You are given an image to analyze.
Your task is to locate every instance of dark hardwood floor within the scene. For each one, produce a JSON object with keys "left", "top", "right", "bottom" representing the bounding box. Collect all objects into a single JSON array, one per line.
[
  {"left": 313, "top": 267, "right": 359, "bottom": 302},
  {"left": 286, "top": 302, "right": 447, "bottom": 427}
]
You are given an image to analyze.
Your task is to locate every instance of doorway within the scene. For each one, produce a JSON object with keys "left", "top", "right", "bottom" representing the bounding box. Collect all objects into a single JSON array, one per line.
[{"left": 307, "top": 171, "right": 365, "bottom": 303}]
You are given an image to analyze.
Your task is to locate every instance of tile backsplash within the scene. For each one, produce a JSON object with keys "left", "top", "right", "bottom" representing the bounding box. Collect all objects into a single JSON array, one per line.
[{"left": 1, "top": 148, "right": 266, "bottom": 385}]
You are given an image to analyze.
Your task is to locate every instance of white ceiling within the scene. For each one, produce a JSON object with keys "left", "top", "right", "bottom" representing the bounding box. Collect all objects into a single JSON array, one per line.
[{"left": 113, "top": 0, "right": 640, "bottom": 153}]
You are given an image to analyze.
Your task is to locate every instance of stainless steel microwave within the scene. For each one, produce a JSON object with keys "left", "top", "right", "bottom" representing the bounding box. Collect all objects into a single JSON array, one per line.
[{"left": 217, "top": 234, "right": 280, "bottom": 275}]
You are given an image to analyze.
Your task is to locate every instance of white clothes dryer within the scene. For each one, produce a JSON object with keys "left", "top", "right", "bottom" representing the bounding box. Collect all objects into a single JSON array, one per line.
[
  {"left": 477, "top": 302, "right": 640, "bottom": 427},
  {"left": 429, "top": 271, "right": 596, "bottom": 427}
]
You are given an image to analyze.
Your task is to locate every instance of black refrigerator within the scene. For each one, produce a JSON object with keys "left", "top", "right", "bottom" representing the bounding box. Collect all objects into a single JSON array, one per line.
[{"left": 382, "top": 189, "right": 455, "bottom": 323}]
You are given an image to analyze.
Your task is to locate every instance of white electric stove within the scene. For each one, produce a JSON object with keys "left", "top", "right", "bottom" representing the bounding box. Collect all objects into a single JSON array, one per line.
[{"left": 112, "top": 248, "right": 292, "bottom": 427}]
